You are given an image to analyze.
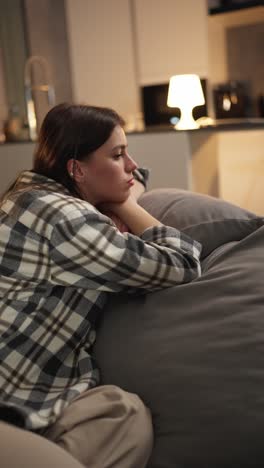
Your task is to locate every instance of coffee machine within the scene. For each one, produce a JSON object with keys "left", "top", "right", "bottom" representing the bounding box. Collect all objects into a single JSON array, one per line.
[{"left": 213, "top": 81, "right": 251, "bottom": 119}]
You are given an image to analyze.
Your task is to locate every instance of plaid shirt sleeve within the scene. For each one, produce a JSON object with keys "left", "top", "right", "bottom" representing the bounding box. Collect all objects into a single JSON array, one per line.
[{"left": 49, "top": 200, "right": 201, "bottom": 292}]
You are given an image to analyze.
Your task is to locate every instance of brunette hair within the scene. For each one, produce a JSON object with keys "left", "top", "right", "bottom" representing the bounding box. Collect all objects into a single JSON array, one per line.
[{"left": 33, "top": 103, "right": 125, "bottom": 195}]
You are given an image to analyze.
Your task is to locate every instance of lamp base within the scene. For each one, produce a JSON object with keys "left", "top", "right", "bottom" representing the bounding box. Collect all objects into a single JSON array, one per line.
[{"left": 174, "top": 107, "right": 199, "bottom": 130}]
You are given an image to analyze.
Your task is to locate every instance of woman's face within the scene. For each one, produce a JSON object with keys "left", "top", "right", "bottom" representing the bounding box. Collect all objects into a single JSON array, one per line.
[{"left": 77, "top": 125, "right": 138, "bottom": 205}]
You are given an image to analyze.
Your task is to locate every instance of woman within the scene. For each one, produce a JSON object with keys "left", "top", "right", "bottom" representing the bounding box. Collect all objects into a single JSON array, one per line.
[{"left": 0, "top": 103, "right": 201, "bottom": 468}]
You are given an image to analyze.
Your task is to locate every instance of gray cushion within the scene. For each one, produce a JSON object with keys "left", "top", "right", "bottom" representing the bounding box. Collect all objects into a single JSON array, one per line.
[
  {"left": 94, "top": 191, "right": 264, "bottom": 468},
  {"left": 94, "top": 226, "right": 264, "bottom": 467},
  {"left": 138, "top": 188, "right": 263, "bottom": 258}
]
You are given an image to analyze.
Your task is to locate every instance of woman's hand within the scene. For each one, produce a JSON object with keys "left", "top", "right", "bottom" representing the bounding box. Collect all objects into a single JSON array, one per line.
[
  {"left": 97, "top": 179, "right": 145, "bottom": 233},
  {"left": 99, "top": 208, "right": 130, "bottom": 233},
  {"left": 100, "top": 195, "right": 162, "bottom": 236},
  {"left": 129, "top": 179, "right": 145, "bottom": 201}
]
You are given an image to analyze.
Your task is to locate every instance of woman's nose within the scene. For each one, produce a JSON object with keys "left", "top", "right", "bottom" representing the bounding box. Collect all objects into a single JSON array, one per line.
[{"left": 125, "top": 154, "right": 138, "bottom": 172}]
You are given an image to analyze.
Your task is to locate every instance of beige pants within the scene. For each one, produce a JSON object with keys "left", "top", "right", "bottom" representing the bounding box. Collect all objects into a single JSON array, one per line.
[
  {"left": 44, "top": 385, "right": 153, "bottom": 468},
  {"left": 0, "top": 421, "right": 83, "bottom": 468}
]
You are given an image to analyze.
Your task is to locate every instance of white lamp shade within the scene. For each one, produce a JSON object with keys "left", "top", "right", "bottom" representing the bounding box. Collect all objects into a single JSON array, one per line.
[
  {"left": 167, "top": 74, "right": 205, "bottom": 130},
  {"left": 167, "top": 74, "right": 205, "bottom": 108}
]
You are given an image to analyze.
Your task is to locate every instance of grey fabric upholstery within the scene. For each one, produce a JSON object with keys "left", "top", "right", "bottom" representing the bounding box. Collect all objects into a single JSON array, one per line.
[
  {"left": 138, "top": 188, "right": 263, "bottom": 258},
  {"left": 94, "top": 190, "right": 264, "bottom": 468}
]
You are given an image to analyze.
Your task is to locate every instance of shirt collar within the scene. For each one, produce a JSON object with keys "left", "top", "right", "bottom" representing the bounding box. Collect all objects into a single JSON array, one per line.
[{"left": 14, "top": 170, "right": 71, "bottom": 196}]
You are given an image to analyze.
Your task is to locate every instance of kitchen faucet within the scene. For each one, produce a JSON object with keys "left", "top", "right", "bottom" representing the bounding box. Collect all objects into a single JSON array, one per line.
[{"left": 24, "top": 55, "right": 56, "bottom": 141}]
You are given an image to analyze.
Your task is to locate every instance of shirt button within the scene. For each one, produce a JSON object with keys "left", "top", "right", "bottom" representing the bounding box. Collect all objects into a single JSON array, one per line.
[{"left": 89, "top": 330, "right": 96, "bottom": 344}]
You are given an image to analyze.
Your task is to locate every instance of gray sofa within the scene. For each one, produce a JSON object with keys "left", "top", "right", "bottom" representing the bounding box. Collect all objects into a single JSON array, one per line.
[
  {"left": 2, "top": 188, "right": 264, "bottom": 468},
  {"left": 94, "top": 188, "right": 264, "bottom": 468}
]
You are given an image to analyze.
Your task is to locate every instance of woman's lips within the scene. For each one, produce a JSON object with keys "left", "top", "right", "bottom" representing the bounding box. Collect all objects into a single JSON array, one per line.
[{"left": 127, "top": 178, "right": 134, "bottom": 186}]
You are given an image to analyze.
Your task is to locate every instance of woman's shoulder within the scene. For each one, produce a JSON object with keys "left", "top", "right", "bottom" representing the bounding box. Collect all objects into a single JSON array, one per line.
[
  {"left": 39, "top": 189, "right": 97, "bottom": 219},
  {"left": 1, "top": 180, "right": 98, "bottom": 234},
  {"left": 24, "top": 187, "right": 97, "bottom": 221}
]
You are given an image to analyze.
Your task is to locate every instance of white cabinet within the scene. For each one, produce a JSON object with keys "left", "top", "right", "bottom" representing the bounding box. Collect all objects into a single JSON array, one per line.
[
  {"left": 65, "top": 0, "right": 209, "bottom": 121},
  {"left": 190, "top": 128, "right": 264, "bottom": 216},
  {"left": 65, "top": 0, "right": 142, "bottom": 125},
  {"left": 217, "top": 130, "right": 264, "bottom": 215},
  {"left": 132, "top": 0, "right": 209, "bottom": 85},
  {"left": 129, "top": 127, "right": 264, "bottom": 216}
]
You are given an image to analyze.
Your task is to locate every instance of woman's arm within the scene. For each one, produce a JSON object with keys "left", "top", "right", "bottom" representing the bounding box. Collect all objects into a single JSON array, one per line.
[
  {"left": 49, "top": 197, "right": 202, "bottom": 293},
  {"left": 103, "top": 194, "right": 162, "bottom": 236}
]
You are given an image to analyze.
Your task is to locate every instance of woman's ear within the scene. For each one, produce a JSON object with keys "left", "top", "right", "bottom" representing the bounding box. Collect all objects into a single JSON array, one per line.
[
  {"left": 67, "top": 159, "right": 85, "bottom": 182},
  {"left": 67, "top": 159, "right": 75, "bottom": 179}
]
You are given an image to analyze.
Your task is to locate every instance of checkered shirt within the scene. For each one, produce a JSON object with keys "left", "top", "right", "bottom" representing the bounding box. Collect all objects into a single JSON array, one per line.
[{"left": 0, "top": 171, "right": 201, "bottom": 430}]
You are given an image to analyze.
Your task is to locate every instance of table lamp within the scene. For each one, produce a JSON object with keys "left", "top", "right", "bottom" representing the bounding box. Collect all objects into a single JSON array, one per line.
[{"left": 167, "top": 74, "right": 205, "bottom": 130}]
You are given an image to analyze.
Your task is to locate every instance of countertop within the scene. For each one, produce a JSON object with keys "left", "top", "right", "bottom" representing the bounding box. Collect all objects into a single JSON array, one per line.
[
  {"left": 1, "top": 118, "right": 264, "bottom": 144},
  {"left": 136, "top": 118, "right": 264, "bottom": 135}
]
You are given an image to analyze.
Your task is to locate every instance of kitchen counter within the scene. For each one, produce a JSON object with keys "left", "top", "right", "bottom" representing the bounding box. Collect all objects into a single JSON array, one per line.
[
  {"left": 127, "top": 125, "right": 264, "bottom": 214},
  {"left": 0, "top": 124, "right": 264, "bottom": 214},
  {"left": 1, "top": 118, "right": 264, "bottom": 145},
  {"left": 128, "top": 118, "right": 264, "bottom": 134}
]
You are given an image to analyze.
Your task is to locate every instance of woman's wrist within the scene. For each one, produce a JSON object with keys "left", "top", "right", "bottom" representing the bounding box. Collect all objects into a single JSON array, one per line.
[{"left": 108, "top": 196, "right": 162, "bottom": 236}]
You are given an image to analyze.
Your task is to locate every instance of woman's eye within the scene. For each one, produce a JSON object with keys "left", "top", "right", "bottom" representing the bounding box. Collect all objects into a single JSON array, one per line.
[{"left": 113, "top": 153, "right": 123, "bottom": 160}]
